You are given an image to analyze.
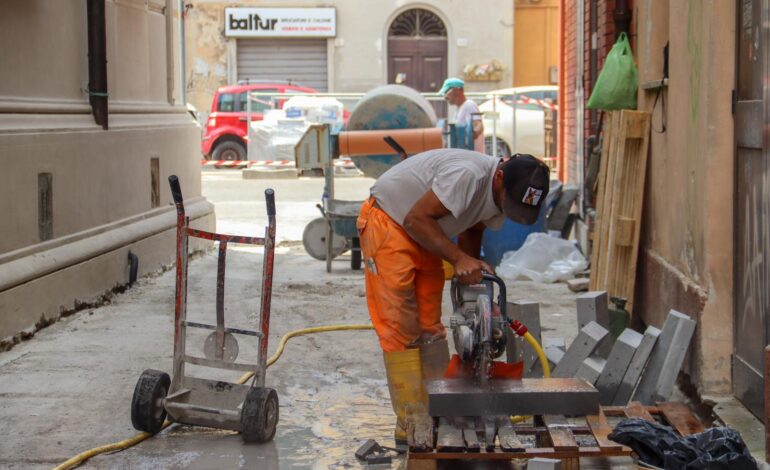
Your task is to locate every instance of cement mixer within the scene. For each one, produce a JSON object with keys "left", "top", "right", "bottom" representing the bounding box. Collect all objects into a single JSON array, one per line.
[{"left": 297, "top": 84, "right": 475, "bottom": 271}]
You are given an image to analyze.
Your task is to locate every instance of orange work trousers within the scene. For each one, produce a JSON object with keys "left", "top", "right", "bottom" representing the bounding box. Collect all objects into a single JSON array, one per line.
[{"left": 357, "top": 197, "right": 446, "bottom": 353}]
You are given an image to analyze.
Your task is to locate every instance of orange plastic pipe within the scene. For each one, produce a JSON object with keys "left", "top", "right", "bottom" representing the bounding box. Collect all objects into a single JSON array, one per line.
[{"left": 338, "top": 128, "right": 443, "bottom": 157}]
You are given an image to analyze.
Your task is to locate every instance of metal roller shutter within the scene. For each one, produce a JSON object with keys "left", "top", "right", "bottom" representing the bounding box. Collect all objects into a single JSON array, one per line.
[{"left": 236, "top": 38, "right": 328, "bottom": 91}]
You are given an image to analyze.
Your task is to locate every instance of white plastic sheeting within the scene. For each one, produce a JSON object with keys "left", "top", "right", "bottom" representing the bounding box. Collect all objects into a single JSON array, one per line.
[{"left": 496, "top": 233, "right": 587, "bottom": 283}]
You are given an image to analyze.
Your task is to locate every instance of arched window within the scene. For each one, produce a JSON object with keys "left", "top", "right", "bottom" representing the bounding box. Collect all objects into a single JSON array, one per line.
[{"left": 388, "top": 9, "right": 446, "bottom": 38}]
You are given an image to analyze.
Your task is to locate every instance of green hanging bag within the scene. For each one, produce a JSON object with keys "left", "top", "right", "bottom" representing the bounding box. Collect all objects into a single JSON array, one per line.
[{"left": 587, "top": 32, "right": 638, "bottom": 110}]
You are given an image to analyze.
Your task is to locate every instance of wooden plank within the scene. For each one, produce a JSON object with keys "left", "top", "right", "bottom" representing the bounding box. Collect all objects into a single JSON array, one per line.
[
  {"left": 435, "top": 418, "right": 464, "bottom": 452},
  {"left": 407, "top": 447, "right": 632, "bottom": 460},
  {"left": 588, "top": 110, "right": 651, "bottom": 317},
  {"left": 585, "top": 410, "right": 622, "bottom": 451},
  {"left": 657, "top": 402, "right": 705, "bottom": 436},
  {"left": 543, "top": 415, "right": 579, "bottom": 451},
  {"left": 590, "top": 111, "right": 619, "bottom": 292},
  {"left": 497, "top": 425, "right": 526, "bottom": 452},
  {"left": 462, "top": 427, "right": 481, "bottom": 452},
  {"left": 624, "top": 401, "right": 655, "bottom": 422}
]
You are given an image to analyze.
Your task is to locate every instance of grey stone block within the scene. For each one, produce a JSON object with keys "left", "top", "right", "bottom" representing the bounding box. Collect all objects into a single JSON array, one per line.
[
  {"left": 527, "top": 457, "right": 562, "bottom": 470},
  {"left": 505, "top": 301, "right": 542, "bottom": 377},
  {"left": 576, "top": 291, "right": 611, "bottom": 357},
  {"left": 612, "top": 325, "right": 661, "bottom": 405},
  {"left": 543, "top": 337, "right": 566, "bottom": 367},
  {"left": 545, "top": 346, "right": 565, "bottom": 367},
  {"left": 595, "top": 328, "right": 643, "bottom": 404},
  {"left": 576, "top": 356, "right": 606, "bottom": 384},
  {"left": 633, "top": 310, "right": 696, "bottom": 404},
  {"left": 552, "top": 321, "right": 609, "bottom": 378}
]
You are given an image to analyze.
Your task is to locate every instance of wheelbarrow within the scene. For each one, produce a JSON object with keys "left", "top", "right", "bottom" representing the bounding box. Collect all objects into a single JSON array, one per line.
[
  {"left": 303, "top": 198, "right": 362, "bottom": 273},
  {"left": 130, "top": 175, "right": 279, "bottom": 443}
]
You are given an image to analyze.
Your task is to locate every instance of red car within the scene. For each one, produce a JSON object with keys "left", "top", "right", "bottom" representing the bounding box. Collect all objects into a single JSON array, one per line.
[{"left": 201, "top": 81, "right": 317, "bottom": 161}]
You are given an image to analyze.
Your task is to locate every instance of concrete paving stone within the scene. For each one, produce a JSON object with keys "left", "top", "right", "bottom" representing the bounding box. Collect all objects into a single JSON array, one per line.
[
  {"left": 575, "top": 356, "right": 606, "bottom": 384},
  {"left": 633, "top": 310, "right": 696, "bottom": 404},
  {"left": 528, "top": 457, "right": 563, "bottom": 469},
  {"left": 576, "top": 291, "right": 611, "bottom": 357},
  {"left": 510, "top": 300, "right": 542, "bottom": 377},
  {"left": 545, "top": 346, "right": 565, "bottom": 366},
  {"left": 612, "top": 325, "right": 661, "bottom": 405},
  {"left": 552, "top": 321, "right": 609, "bottom": 378},
  {"left": 595, "top": 328, "right": 643, "bottom": 404}
]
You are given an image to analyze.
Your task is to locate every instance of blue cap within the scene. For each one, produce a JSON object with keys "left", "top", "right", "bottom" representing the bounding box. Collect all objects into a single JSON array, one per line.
[{"left": 438, "top": 77, "right": 464, "bottom": 96}]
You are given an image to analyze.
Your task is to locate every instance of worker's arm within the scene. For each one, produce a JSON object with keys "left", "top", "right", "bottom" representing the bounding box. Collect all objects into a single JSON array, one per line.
[
  {"left": 471, "top": 114, "right": 484, "bottom": 140},
  {"left": 403, "top": 190, "right": 493, "bottom": 284},
  {"left": 457, "top": 221, "right": 485, "bottom": 258}
]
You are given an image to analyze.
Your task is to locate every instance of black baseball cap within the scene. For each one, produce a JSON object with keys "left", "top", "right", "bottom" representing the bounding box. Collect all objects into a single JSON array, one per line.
[{"left": 501, "top": 154, "right": 550, "bottom": 225}]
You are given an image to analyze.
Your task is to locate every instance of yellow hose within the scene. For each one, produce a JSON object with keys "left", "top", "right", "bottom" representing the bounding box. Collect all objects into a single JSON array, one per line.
[
  {"left": 523, "top": 331, "right": 551, "bottom": 378},
  {"left": 53, "top": 324, "right": 374, "bottom": 470},
  {"left": 509, "top": 330, "right": 551, "bottom": 425}
]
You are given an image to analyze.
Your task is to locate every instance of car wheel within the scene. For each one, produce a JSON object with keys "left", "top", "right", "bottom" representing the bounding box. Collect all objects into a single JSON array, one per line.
[
  {"left": 212, "top": 140, "right": 246, "bottom": 161},
  {"left": 484, "top": 137, "right": 511, "bottom": 159}
]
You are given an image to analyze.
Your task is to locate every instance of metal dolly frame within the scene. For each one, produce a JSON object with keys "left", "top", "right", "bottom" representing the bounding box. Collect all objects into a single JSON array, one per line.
[{"left": 130, "top": 175, "right": 278, "bottom": 443}]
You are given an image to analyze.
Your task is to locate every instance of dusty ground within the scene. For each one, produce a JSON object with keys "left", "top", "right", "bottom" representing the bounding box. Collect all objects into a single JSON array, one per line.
[{"left": 0, "top": 171, "right": 635, "bottom": 469}]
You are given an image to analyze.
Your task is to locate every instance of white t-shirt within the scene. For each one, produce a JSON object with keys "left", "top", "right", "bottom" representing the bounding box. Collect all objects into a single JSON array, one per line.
[
  {"left": 454, "top": 99, "right": 485, "bottom": 153},
  {"left": 370, "top": 148, "right": 504, "bottom": 238}
]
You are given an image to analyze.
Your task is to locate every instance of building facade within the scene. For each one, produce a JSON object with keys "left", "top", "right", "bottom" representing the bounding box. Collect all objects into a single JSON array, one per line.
[
  {"left": 183, "top": 0, "right": 513, "bottom": 120},
  {"left": 562, "top": 0, "right": 765, "bottom": 419},
  {"left": 0, "top": 0, "right": 214, "bottom": 346}
]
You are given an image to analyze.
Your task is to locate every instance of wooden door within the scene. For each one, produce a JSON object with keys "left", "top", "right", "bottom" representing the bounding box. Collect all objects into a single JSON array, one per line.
[
  {"left": 387, "top": 8, "right": 448, "bottom": 118},
  {"left": 734, "top": 0, "right": 770, "bottom": 420}
]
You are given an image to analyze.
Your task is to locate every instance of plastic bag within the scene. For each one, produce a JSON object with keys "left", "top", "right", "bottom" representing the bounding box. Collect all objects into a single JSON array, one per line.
[
  {"left": 608, "top": 419, "right": 758, "bottom": 470},
  {"left": 587, "top": 32, "right": 638, "bottom": 110},
  {"left": 496, "top": 233, "right": 587, "bottom": 283}
]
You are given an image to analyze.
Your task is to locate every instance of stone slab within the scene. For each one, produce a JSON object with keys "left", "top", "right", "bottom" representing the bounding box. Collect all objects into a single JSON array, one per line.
[
  {"left": 505, "top": 301, "right": 542, "bottom": 377},
  {"left": 527, "top": 458, "right": 563, "bottom": 470},
  {"left": 612, "top": 325, "right": 661, "bottom": 405},
  {"left": 552, "top": 321, "right": 608, "bottom": 378},
  {"left": 595, "top": 328, "right": 643, "bottom": 404},
  {"left": 576, "top": 291, "right": 611, "bottom": 357},
  {"left": 575, "top": 356, "right": 605, "bottom": 384},
  {"left": 633, "top": 310, "right": 696, "bottom": 404},
  {"left": 426, "top": 378, "right": 600, "bottom": 417}
]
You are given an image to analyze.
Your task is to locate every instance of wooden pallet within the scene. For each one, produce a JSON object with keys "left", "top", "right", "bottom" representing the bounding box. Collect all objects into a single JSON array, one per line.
[
  {"left": 589, "top": 110, "right": 651, "bottom": 315},
  {"left": 406, "top": 401, "right": 704, "bottom": 469}
]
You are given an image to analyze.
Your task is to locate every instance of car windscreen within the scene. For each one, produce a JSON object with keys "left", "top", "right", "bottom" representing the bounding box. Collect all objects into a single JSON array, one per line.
[{"left": 216, "top": 90, "right": 278, "bottom": 112}]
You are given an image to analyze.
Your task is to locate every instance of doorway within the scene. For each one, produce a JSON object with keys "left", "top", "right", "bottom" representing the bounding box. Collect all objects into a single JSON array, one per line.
[
  {"left": 387, "top": 8, "right": 448, "bottom": 118},
  {"left": 734, "top": 0, "right": 770, "bottom": 420}
]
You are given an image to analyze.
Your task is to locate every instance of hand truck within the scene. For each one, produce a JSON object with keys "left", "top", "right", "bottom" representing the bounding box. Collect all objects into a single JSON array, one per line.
[{"left": 130, "top": 175, "right": 279, "bottom": 443}]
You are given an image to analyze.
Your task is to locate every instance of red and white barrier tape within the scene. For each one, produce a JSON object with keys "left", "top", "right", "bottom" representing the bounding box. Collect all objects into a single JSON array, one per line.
[
  {"left": 201, "top": 158, "right": 358, "bottom": 169},
  {"left": 514, "top": 96, "right": 558, "bottom": 111}
]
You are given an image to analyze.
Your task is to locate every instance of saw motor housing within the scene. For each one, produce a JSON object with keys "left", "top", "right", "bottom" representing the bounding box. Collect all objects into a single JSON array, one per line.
[{"left": 449, "top": 278, "right": 508, "bottom": 366}]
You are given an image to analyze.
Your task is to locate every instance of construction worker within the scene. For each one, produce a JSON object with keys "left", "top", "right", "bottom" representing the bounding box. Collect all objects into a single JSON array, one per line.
[
  {"left": 439, "top": 77, "right": 485, "bottom": 153},
  {"left": 357, "top": 150, "right": 549, "bottom": 446}
]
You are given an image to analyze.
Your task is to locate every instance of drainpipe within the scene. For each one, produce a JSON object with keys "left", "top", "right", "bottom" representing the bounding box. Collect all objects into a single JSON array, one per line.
[
  {"left": 614, "top": 0, "right": 631, "bottom": 38},
  {"left": 576, "top": 0, "right": 585, "bottom": 218},
  {"left": 178, "top": 0, "right": 187, "bottom": 105},
  {"left": 558, "top": 0, "right": 566, "bottom": 182},
  {"left": 86, "top": 0, "right": 108, "bottom": 130},
  {"left": 589, "top": 0, "right": 598, "bottom": 132}
]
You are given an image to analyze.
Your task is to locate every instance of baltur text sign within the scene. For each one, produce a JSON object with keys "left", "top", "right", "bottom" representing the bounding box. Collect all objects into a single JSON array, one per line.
[{"left": 225, "top": 8, "right": 336, "bottom": 38}]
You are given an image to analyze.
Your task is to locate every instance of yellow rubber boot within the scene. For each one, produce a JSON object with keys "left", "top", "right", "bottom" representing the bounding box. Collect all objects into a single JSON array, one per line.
[
  {"left": 383, "top": 348, "right": 427, "bottom": 448},
  {"left": 419, "top": 338, "right": 450, "bottom": 380}
]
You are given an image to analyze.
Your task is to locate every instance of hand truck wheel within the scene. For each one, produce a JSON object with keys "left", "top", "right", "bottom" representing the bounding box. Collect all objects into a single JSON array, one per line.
[
  {"left": 130, "top": 369, "right": 170, "bottom": 433},
  {"left": 241, "top": 387, "right": 279, "bottom": 443}
]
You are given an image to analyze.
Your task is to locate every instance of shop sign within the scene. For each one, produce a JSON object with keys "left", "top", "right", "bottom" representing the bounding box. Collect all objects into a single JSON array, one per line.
[{"left": 225, "top": 8, "right": 336, "bottom": 38}]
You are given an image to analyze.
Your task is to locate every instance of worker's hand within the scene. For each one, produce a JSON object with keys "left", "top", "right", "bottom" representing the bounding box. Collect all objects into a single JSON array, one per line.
[{"left": 453, "top": 254, "right": 494, "bottom": 285}]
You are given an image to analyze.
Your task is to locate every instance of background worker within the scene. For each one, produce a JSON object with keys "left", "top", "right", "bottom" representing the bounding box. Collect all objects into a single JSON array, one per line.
[
  {"left": 439, "top": 77, "right": 485, "bottom": 153},
  {"left": 357, "top": 150, "right": 549, "bottom": 446}
]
